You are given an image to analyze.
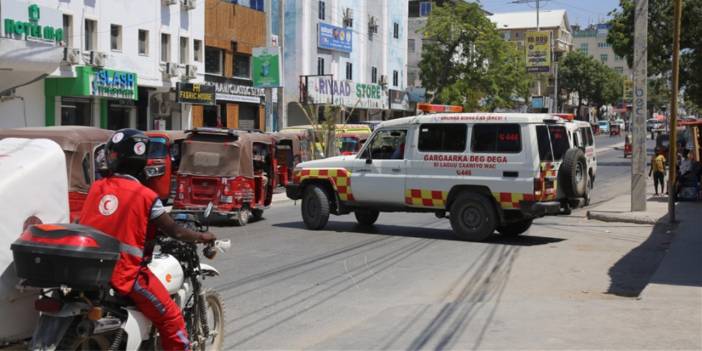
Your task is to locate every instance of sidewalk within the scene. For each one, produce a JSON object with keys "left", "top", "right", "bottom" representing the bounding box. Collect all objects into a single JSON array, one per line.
[
  {"left": 586, "top": 191, "right": 669, "bottom": 224},
  {"left": 587, "top": 190, "right": 702, "bottom": 300}
]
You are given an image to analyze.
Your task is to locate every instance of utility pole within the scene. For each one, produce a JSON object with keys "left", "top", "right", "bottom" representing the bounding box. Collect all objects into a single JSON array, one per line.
[
  {"left": 264, "top": 0, "right": 273, "bottom": 132},
  {"left": 667, "top": 0, "right": 683, "bottom": 222},
  {"left": 631, "top": 0, "right": 648, "bottom": 211},
  {"left": 276, "top": 0, "right": 286, "bottom": 130}
]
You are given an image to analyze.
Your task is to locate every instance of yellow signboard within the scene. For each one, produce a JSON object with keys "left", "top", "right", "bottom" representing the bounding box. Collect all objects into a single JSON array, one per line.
[{"left": 526, "top": 31, "right": 551, "bottom": 73}]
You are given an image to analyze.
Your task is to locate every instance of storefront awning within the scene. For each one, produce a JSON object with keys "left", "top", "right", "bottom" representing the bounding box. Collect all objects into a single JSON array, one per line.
[{"left": 0, "top": 38, "right": 62, "bottom": 94}]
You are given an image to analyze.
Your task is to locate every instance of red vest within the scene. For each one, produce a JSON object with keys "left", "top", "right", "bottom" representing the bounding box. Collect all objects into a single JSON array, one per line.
[{"left": 79, "top": 176, "right": 158, "bottom": 295}]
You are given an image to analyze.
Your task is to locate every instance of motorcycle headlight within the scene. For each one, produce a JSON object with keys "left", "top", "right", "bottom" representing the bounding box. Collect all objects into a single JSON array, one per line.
[{"left": 145, "top": 165, "right": 166, "bottom": 178}]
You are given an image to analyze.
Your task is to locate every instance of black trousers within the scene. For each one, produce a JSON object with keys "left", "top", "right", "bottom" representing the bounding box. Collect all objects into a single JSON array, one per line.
[{"left": 653, "top": 171, "right": 665, "bottom": 193}]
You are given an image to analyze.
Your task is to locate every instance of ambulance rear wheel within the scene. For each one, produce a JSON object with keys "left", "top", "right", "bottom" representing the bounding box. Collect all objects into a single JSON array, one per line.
[
  {"left": 354, "top": 209, "right": 379, "bottom": 226},
  {"left": 302, "top": 185, "right": 330, "bottom": 230},
  {"left": 497, "top": 219, "right": 533, "bottom": 236},
  {"left": 251, "top": 209, "right": 264, "bottom": 222},
  {"left": 449, "top": 192, "right": 496, "bottom": 241}
]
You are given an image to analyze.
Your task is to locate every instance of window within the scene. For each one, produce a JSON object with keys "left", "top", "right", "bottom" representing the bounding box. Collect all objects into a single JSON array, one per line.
[
  {"left": 371, "top": 66, "right": 378, "bottom": 84},
  {"left": 193, "top": 39, "right": 203, "bottom": 62},
  {"left": 362, "top": 130, "right": 407, "bottom": 160},
  {"left": 615, "top": 55, "right": 623, "bottom": 61},
  {"left": 161, "top": 33, "right": 171, "bottom": 62},
  {"left": 317, "top": 57, "right": 325, "bottom": 75},
  {"left": 250, "top": 0, "right": 264, "bottom": 11},
  {"left": 583, "top": 127, "right": 594, "bottom": 146},
  {"left": 536, "top": 125, "right": 553, "bottom": 161},
  {"left": 180, "top": 37, "right": 189, "bottom": 64},
  {"left": 597, "top": 42, "right": 611, "bottom": 48},
  {"left": 392, "top": 70, "right": 398, "bottom": 87},
  {"left": 579, "top": 43, "right": 588, "bottom": 52},
  {"left": 600, "top": 54, "right": 608, "bottom": 63},
  {"left": 393, "top": 22, "right": 399, "bottom": 39},
  {"left": 471, "top": 124, "right": 522, "bottom": 153},
  {"left": 233, "top": 54, "right": 251, "bottom": 79},
  {"left": 615, "top": 66, "right": 624, "bottom": 74},
  {"left": 205, "top": 47, "right": 223, "bottom": 75},
  {"left": 418, "top": 124, "right": 467, "bottom": 152},
  {"left": 548, "top": 125, "right": 569, "bottom": 160},
  {"left": 408, "top": 71, "right": 417, "bottom": 84},
  {"left": 419, "top": 1, "right": 432, "bottom": 17},
  {"left": 110, "top": 24, "right": 122, "bottom": 51},
  {"left": 502, "top": 31, "right": 511, "bottom": 40},
  {"left": 408, "top": 39, "right": 415, "bottom": 53},
  {"left": 62, "top": 15, "right": 73, "bottom": 48},
  {"left": 84, "top": 19, "right": 97, "bottom": 51},
  {"left": 318, "top": 1, "right": 325, "bottom": 20},
  {"left": 345, "top": 62, "right": 353, "bottom": 80},
  {"left": 138, "top": 29, "right": 149, "bottom": 55}
]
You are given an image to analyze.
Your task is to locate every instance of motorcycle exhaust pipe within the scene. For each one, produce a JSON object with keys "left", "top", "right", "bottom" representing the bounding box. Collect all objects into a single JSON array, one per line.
[{"left": 92, "top": 316, "right": 123, "bottom": 334}]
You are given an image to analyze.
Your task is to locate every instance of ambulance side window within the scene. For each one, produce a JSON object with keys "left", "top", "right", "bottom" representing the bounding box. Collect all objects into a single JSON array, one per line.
[
  {"left": 418, "top": 124, "right": 467, "bottom": 152},
  {"left": 471, "top": 124, "right": 522, "bottom": 153}
]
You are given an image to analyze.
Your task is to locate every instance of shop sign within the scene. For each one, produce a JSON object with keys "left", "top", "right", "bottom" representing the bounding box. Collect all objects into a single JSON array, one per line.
[
  {"left": 91, "top": 69, "right": 137, "bottom": 100},
  {"left": 252, "top": 47, "right": 282, "bottom": 88},
  {"left": 2, "top": 3, "right": 63, "bottom": 43},
  {"left": 526, "top": 31, "right": 551, "bottom": 73},
  {"left": 318, "top": 23, "right": 352, "bottom": 53},
  {"left": 176, "top": 83, "right": 215, "bottom": 105},
  {"left": 304, "top": 77, "right": 388, "bottom": 110},
  {"left": 389, "top": 89, "right": 411, "bottom": 111},
  {"left": 205, "top": 76, "right": 265, "bottom": 104}
]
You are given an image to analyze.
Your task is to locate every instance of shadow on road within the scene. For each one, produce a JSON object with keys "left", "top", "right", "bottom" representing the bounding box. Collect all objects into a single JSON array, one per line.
[
  {"left": 606, "top": 220, "right": 673, "bottom": 297},
  {"left": 597, "top": 161, "right": 632, "bottom": 167},
  {"left": 273, "top": 222, "right": 565, "bottom": 247}
]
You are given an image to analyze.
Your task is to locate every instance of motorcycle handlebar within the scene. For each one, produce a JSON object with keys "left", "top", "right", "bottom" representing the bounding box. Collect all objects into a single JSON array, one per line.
[{"left": 203, "top": 240, "right": 231, "bottom": 259}]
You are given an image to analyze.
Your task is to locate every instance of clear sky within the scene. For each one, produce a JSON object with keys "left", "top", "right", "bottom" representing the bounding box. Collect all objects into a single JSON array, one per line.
[{"left": 478, "top": 0, "right": 622, "bottom": 27}]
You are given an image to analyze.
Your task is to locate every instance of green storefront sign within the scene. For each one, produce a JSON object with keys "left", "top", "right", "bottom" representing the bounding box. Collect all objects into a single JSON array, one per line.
[
  {"left": 252, "top": 47, "right": 281, "bottom": 88},
  {"left": 3, "top": 4, "right": 63, "bottom": 43},
  {"left": 45, "top": 66, "right": 138, "bottom": 126}
]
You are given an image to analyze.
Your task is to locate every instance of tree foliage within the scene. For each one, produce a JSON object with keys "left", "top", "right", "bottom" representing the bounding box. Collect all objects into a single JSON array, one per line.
[
  {"left": 558, "top": 51, "right": 623, "bottom": 118},
  {"left": 607, "top": 0, "right": 702, "bottom": 106},
  {"left": 419, "top": 2, "right": 530, "bottom": 111}
]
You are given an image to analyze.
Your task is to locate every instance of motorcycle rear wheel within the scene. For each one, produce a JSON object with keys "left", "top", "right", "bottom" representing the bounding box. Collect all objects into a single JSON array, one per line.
[{"left": 58, "top": 330, "right": 112, "bottom": 351}]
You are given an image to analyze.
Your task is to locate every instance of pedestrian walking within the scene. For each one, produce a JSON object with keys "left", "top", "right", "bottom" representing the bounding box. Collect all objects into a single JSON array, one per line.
[{"left": 649, "top": 148, "right": 667, "bottom": 195}]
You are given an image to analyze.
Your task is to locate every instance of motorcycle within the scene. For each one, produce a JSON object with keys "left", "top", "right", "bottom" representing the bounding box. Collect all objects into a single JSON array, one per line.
[{"left": 12, "top": 203, "right": 230, "bottom": 351}]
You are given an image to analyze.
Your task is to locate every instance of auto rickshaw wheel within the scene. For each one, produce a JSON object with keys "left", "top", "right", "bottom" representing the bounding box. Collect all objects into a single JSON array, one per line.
[
  {"left": 233, "top": 208, "right": 250, "bottom": 226},
  {"left": 251, "top": 209, "right": 264, "bottom": 221}
]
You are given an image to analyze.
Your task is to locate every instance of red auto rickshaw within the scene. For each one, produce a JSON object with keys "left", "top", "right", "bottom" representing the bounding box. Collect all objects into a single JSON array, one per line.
[
  {"left": 274, "top": 132, "right": 305, "bottom": 187},
  {"left": 0, "top": 126, "right": 113, "bottom": 221},
  {"left": 624, "top": 134, "right": 633, "bottom": 158},
  {"left": 145, "top": 130, "right": 186, "bottom": 202},
  {"left": 174, "top": 128, "right": 277, "bottom": 225}
]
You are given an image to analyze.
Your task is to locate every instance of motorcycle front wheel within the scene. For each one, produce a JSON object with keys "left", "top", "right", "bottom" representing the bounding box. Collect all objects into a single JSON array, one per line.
[{"left": 197, "top": 289, "right": 225, "bottom": 351}]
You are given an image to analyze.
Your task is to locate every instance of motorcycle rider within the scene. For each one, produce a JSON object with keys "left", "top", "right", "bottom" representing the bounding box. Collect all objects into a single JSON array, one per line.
[{"left": 80, "top": 129, "right": 216, "bottom": 351}]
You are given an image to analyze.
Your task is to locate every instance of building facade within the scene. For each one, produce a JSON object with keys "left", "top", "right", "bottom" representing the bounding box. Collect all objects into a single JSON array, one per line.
[
  {"left": 489, "top": 9, "right": 573, "bottom": 111},
  {"left": 196, "top": 0, "right": 268, "bottom": 130},
  {"left": 573, "top": 24, "right": 632, "bottom": 79},
  {"left": 0, "top": 0, "right": 205, "bottom": 130},
  {"left": 283, "top": 0, "right": 409, "bottom": 126}
]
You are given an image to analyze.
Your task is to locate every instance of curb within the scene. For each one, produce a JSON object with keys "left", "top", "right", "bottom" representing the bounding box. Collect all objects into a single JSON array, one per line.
[{"left": 586, "top": 210, "right": 663, "bottom": 225}]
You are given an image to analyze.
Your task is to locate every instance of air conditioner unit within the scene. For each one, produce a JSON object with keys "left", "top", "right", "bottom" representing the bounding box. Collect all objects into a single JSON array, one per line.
[
  {"left": 181, "top": 0, "right": 196, "bottom": 10},
  {"left": 163, "top": 62, "right": 179, "bottom": 77},
  {"left": 343, "top": 8, "right": 353, "bottom": 27},
  {"left": 183, "top": 64, "right": 198, "bottom": 79},
  {"left": 89, "top": 51, "right": 107, "bottom": 67},
  {"left": 368, "top": 16, "right": 378, "bottom": 34},
  {"left": 379, "top": 75, "right": 387, "bottom": 86},
  {"left": 163, "top": 0, "right": 177, "bottom": 5},
  {"left": 63, "top": 48, "right": 81, "bottom": 65}
]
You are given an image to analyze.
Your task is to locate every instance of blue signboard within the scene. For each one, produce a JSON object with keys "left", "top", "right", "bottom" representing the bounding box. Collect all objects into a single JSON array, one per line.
[{"left": 318, "top": 23, "right": 352, "bottom": 53}]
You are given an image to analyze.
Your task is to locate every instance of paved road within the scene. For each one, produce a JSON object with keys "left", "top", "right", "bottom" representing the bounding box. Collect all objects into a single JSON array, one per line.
[{"left": 203, "top": 134, "right": 681, "bottom": 349}]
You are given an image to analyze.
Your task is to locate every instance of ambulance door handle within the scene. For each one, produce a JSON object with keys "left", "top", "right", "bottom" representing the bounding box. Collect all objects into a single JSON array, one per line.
[
  {"left": 391, "top": 168, "right": 401, "bottom": 173},
  {"left": 503, "top": 171, "right": 518, "bottom": 178},
  {"left": 357, "top": 169, "right": 370, "bottom": 173}
]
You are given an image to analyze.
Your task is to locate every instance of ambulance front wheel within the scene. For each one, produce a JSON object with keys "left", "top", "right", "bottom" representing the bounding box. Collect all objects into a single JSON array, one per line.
[
  {"left": 302, "top": 185, "right": 330, "bottom": 230},
  {"left": 449, "top": 192, "right": 497, "bottom": 242}
]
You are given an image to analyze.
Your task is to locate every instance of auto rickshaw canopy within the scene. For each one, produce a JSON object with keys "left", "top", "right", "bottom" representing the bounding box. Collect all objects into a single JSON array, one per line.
[{"left": 0, "top": 126, "right": 113, "bottom": 193}]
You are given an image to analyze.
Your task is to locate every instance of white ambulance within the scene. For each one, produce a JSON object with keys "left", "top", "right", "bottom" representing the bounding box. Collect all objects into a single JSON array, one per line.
[{"left": 286, "top": 113, "right": 593, "bottom": 241}]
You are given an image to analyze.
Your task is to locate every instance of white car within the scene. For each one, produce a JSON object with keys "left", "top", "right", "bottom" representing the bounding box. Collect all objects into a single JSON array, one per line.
[{"left": 286, "top": 113, "right": 593, "bottom": 241}]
